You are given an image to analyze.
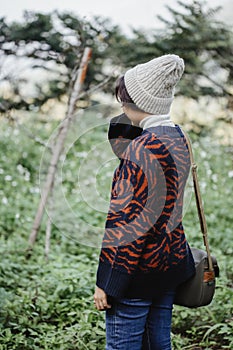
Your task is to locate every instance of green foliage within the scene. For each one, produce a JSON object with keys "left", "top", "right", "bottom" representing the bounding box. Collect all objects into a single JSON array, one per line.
[
  {"left": 172, "top": 131, "right": 233, "bottom": 349},
  {"left": 0, "top": 12, "right": 124, "bottom": 112},
  {"left": 109, "top": 0, "right": 233, "bottom": 101},
  {"left": 0, "top": 237, "right": 105, "bottom": 349},
  {"left": 0, "top": 115, "right": 232, "bottom": 349},
  {"left": 155, "top": 0, "right": 233, "bottom": 100},
  {"left": 1, "top": 1, "right": 233, "bottom": 114}
]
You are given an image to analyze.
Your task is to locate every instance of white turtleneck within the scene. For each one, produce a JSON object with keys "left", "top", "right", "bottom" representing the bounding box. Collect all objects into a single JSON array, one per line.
[{"left": 139, "top": 114, "right": 175, "bottom": 130}]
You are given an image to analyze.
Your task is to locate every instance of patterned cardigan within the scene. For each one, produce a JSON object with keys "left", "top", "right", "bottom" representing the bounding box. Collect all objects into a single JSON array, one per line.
[{"left": 96, "top": 114, "right": 195, "bottom": 299}]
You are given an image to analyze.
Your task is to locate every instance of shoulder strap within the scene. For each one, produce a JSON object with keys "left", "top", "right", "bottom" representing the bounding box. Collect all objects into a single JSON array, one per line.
[{"left": 182, "top": 130, "right": 214, "bottom": 271}]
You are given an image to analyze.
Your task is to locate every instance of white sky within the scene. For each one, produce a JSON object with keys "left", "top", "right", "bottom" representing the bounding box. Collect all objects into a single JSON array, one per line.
[{"left": 0, "top": 0, "right": 232, "bottom": 34}]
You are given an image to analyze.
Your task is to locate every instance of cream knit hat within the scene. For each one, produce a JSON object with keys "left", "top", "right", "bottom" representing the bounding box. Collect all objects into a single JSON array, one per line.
[{"left": 124, "top": 54, "right": 184, "bottom": 115}]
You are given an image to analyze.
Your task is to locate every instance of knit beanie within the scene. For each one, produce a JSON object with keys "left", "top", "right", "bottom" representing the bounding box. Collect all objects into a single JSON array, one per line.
[{"left": 124, "top": 54, "right": 184, "bottom": 115}]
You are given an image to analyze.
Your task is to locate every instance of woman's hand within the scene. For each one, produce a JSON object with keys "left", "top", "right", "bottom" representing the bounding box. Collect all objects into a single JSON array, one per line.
[{"left": 93, "top": 286, "right": 112, "bottom": 311}]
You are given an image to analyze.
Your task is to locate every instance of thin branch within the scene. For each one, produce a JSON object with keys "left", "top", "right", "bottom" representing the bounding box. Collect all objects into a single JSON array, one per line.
[
  {"left": 78, "top": 75, "right": 112, "bottom": 99},
  {"left": 7, "top": 114, "right": 53, "bottom": 150},
  {"left": 45, "top": 215, "right": 52, "bottom": 261},
  {"left": 201, "top": 73, "right": 233, "bottom": 97},
  {"left": 45, "top": 180, "right": 54, "bottom": 261}
]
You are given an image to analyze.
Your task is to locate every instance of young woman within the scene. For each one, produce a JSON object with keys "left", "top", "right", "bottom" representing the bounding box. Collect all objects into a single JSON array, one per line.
[{"left": 93, "top": 54, "right": 195, "bottom": 350}]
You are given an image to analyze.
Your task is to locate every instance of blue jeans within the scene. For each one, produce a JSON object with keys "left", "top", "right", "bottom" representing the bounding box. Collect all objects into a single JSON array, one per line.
[{"left": 105, "top": 291, "right": 175, "bottom": 350}]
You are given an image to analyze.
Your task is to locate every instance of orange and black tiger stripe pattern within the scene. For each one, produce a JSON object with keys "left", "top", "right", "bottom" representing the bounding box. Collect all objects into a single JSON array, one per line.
[{"left": 96, "top": 125, "right": 195, "bottom": 297}]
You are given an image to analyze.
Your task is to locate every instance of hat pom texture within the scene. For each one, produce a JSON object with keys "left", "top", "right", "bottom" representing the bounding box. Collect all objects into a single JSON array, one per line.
[{"left": 124, "top": 54, "right": 184, "bottom": 115}]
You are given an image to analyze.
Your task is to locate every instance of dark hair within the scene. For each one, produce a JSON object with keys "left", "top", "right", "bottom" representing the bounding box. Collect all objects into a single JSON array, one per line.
[
  {"left": 115, "top": 76, "right": 144, "bottom": 112},
  {"left": 115, "top": 76, "right": 134, "bottom": 104}
]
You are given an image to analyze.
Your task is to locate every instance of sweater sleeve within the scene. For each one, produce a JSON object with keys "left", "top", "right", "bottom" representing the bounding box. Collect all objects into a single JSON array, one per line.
[{"left": 96, "top": 138, "right": 163, "bottom": 297}]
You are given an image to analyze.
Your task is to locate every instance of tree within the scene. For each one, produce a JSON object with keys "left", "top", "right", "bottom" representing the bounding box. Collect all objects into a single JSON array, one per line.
[
  {"left": 112, "top": 0, "right": 233, "bottom": 101},
  {"left": 156, "top": 0, "right": 233, "bottom": 100},
  {"left": 0, "top": 12, "right": 126, "bottom": 113},
  {"left": 106, "top": 0, "right": 233, "bottom": 103},
  {"left": 27, "top": 47, "right": 92, "bottom": 254},
  {"left": 1, "top": 1, "right": 233, "bottom": 113}
]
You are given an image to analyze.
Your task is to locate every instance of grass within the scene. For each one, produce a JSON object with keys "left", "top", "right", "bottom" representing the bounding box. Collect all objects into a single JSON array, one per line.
[{"left": 0, "top": 112, "right": 232, "bottom": 349}]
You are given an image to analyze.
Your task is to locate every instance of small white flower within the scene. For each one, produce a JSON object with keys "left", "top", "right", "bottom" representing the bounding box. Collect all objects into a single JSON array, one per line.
[
  {"left": 212, "top": 174, "right": 218, "bottom": 183},
  {"left": 200, "top": 150, "right": 207, "bottom": 158},
  {"left": 24, "top": 173, "right": 30, "bottom": 181},
  {"left": 5, "top": 175, "right": 12, "bottom": 181},
  {"left": 228, "top": 170, "right": 233, "bottom": 178},
  {"left": 76, "top": 151, "right": 88, "bottom": 158},
  {"left": 2, "top": 197, "right": 8, "bottom": 204},
  {"left": 13, "top": 129, "right": 19, "bottom": 136},
  {"left": 17, "top": 164, "right": 24, "bottom": 174},
  {"left": 29, "top": 187, "right": 40, "bottom": 193}
]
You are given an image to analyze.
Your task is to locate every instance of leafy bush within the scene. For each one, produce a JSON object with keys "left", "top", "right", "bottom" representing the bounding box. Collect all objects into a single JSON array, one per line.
[{"left": 0, "top": 114, "right": 232, "bottom": 349}]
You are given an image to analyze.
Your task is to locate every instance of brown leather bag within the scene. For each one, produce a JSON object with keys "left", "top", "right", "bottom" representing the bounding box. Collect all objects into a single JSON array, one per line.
[{"left": 174, "top": 131, "right": 219, "bottom": 308}]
